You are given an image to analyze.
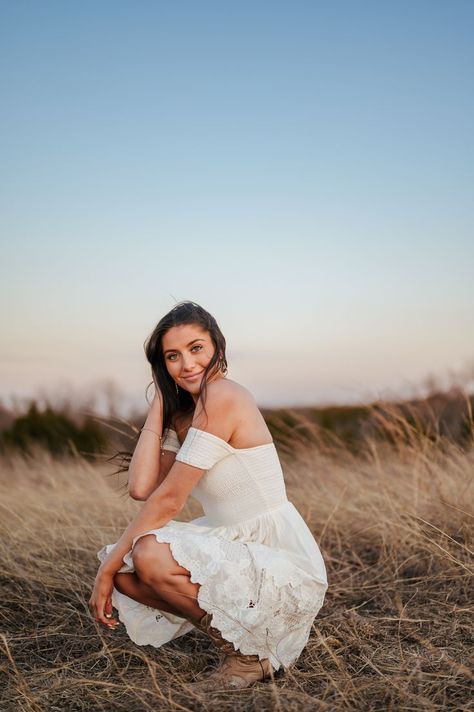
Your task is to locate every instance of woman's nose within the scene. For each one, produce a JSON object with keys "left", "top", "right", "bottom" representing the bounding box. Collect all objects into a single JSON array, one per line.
[{"left": 181, "top": 356, "right": 196, "bottom": 371}]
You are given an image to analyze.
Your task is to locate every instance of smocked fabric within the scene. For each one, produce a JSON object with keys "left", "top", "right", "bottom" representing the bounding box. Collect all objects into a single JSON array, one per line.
[{"left": 98, "top": 426, "right": 328, "bottom": 671}]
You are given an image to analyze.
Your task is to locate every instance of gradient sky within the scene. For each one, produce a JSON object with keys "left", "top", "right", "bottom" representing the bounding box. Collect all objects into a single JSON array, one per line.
[{"left": 1, "top": 1, "right": 473, "bottom": 414}]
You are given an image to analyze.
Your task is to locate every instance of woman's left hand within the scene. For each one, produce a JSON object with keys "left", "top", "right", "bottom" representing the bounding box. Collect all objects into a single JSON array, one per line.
[{"left": 88, "top": 567, "right": 120, "bottom": 628}]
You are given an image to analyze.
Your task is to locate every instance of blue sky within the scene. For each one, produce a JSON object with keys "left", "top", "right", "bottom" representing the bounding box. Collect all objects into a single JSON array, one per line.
[{"left": 1, "top": 1, "right": 473, "bottom": 414}]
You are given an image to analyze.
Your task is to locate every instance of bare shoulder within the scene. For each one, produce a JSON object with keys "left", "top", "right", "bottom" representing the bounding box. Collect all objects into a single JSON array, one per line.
[
  {"left": 192, "top": 378, "right": 257, "bottom": 441},
  {"left": 205, "top": 378, "right": 263, "bottom": 424},
  {"left": 205, "top": 378, "right": 271, "bottom": 447},
  {"left": 205, "top": 378, "right": 256, "bottom": 408}
]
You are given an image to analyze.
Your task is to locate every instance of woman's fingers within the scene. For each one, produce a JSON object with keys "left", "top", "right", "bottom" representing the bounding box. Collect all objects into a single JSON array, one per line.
[
  {"left": 104, "top": 596, "right": 119, "bottom": 627},
  {"left": 104, "top": 596, "right": 113, "bottom": 616},
  {"left": 95, "top": 598, "right": 119, "bottom": 627},
  {"left": 88, "top": 591, "right": 119, "bottom": 628}
]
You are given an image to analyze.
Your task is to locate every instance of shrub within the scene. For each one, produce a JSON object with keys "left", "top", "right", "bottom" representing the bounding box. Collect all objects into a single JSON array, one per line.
[{"left": 0, "top": 401, "right": 108, "bottom": 459}]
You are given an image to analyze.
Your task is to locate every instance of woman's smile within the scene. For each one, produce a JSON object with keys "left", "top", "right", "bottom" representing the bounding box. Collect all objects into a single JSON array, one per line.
[{"left": 182, "top": 371, "right": 204, "bottom": 382}]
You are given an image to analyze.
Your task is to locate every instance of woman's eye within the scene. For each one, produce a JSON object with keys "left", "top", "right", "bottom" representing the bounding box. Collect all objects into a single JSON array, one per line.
[{"left": 167, "top": 345, "right": 202, "bottom": 361}]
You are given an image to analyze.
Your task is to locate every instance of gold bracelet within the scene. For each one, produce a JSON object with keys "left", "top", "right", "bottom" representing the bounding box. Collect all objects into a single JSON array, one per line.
[{"left": 140, "top": 427, "right": 162, "bottom": 439}]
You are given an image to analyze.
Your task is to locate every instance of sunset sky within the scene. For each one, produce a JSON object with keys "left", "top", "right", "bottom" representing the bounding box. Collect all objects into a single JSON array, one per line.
[{"left": 1, "top": 2, "right": 473, "bottom": 415}]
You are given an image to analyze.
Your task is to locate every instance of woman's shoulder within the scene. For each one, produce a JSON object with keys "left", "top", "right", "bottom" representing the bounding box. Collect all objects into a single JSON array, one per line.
[
  {"left": 206, "top": 377, "right": 256, "bottom": 405},
  {"left": 204, "top": 379, "right": 259, "bottom": 427},
  {"left": 172, "top": 381, "right": 251, "bottom": 431},
  {"left": 204, "top": 377, "right": 270, "bottom": 447}
]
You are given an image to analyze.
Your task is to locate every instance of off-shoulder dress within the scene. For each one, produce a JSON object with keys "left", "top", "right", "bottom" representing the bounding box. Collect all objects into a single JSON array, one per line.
[{"left": 98, "top": 426, "right": 328, "bottom": 671}]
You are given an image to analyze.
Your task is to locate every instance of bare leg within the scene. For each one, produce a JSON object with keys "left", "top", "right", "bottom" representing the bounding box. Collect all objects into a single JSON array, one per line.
[
  {"left": 132, "top": 536, "right": 207, "bottom": 622},
  {"left": 114, "top": 572, "right": 184, "bottom": 617},
  {"left": 157, "top": 571, "right": 207, "bottom": 622}
]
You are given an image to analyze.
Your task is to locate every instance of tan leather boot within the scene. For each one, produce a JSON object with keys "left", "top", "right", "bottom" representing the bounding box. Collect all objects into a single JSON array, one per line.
[{"left": 190, "top": 612, "right": 274, "bottom": 690}]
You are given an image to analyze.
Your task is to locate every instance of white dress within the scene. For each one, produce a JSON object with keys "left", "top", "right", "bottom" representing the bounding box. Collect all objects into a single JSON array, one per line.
[{"left": 98, "top": 426, "right": 328, "bottom": 672}]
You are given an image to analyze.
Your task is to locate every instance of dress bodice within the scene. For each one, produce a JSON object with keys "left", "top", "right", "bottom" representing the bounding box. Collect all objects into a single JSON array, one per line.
[{"left": 162, "top": 426, "right": 288, "bottom": 527}]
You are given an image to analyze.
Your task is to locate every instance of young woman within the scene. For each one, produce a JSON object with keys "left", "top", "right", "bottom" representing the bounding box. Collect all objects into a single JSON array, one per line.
[{"left": 89, "top": 301, "right": 328, "bottom": 691}]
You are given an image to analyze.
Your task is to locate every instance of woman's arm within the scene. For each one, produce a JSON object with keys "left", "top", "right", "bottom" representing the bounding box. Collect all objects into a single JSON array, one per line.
[
  {"left": 127, "top": 392, "right": 164, "bottom": 500},
  {"left": 89, "top": 381, "right": 234, "bottom": 628},
  {"left": 88, "top": 457, "right": 208, "bottom": 627}
]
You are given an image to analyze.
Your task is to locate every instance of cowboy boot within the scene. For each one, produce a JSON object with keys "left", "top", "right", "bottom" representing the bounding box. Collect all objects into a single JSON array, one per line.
[{"left": 190, "top": 611, "right": 274, "bottom": 690}]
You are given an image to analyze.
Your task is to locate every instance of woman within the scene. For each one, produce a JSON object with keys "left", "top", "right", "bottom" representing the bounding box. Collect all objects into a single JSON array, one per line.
[{"left": 89, "top": 301, "right": 328, "bottom": 691}]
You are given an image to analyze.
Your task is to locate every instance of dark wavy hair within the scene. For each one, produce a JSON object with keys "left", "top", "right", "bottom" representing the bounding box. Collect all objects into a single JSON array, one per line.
[{"left": 110, "top": 301, "right": 228, "bottom": 475}]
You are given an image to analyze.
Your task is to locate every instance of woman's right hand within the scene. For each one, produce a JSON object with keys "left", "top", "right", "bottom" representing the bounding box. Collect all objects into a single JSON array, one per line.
[{"left": 88, "top": 567, "right": 120, "bottom": 629}]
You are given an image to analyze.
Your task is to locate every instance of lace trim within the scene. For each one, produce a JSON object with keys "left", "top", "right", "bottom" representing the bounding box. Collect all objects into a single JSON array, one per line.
[{"left": 100, "top": 523, "right": 327, "bottom": 670}]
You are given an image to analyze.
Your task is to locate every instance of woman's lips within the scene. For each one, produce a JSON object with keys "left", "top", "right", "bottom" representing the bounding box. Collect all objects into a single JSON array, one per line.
[{"left": 182, "top": 372, "right": 203, "bottom": 382}]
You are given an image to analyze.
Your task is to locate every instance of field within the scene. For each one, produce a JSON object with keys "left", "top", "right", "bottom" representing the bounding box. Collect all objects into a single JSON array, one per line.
[{"left": 1, "top": 405, "right": 473, "bottom": 711}]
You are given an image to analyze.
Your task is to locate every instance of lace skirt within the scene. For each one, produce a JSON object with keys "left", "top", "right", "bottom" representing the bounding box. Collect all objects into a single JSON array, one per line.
[{"left": 97, "top": 502, "right": 328, "bottom": 671}]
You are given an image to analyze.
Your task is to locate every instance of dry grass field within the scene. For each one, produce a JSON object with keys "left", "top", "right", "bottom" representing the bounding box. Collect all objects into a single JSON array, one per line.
[{"left": 1, "top": 405, "right": 473, "bottom": 711}]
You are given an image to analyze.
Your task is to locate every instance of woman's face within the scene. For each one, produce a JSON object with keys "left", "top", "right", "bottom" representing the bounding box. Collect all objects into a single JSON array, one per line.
[{"left": 162, "top": 323, "right": 222, "bottom": 398}]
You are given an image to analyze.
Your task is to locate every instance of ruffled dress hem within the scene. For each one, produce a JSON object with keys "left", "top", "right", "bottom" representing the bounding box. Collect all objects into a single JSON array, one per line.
[{"left": 98, "top": 514, "right": 327, "bottom": 671}]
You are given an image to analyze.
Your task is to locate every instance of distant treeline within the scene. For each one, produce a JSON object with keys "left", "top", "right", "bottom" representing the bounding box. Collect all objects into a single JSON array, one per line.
[
  {"left": 0, "top": 388, "right": 472, "bottom": 460},
  {"left": 262, "top": 388, "right": 474, "bottom": 455},
  {"left": 0, "top": 402, "right": 108, "bottom": 459}
]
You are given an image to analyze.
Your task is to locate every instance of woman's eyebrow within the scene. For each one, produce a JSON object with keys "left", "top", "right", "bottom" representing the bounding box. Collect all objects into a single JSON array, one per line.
[{"left": 164, "top": 339, "right": 205, "bottom": 354}]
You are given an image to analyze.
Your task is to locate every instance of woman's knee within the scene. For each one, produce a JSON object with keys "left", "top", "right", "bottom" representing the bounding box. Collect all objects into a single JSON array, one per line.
[{"left": 132, "top": 536, "right": 169, "bottom": 585}]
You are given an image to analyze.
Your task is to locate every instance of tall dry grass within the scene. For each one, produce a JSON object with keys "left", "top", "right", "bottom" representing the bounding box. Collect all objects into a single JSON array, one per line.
[{"left": 1, "top": 404, "right": 473, "bottom": 711}]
